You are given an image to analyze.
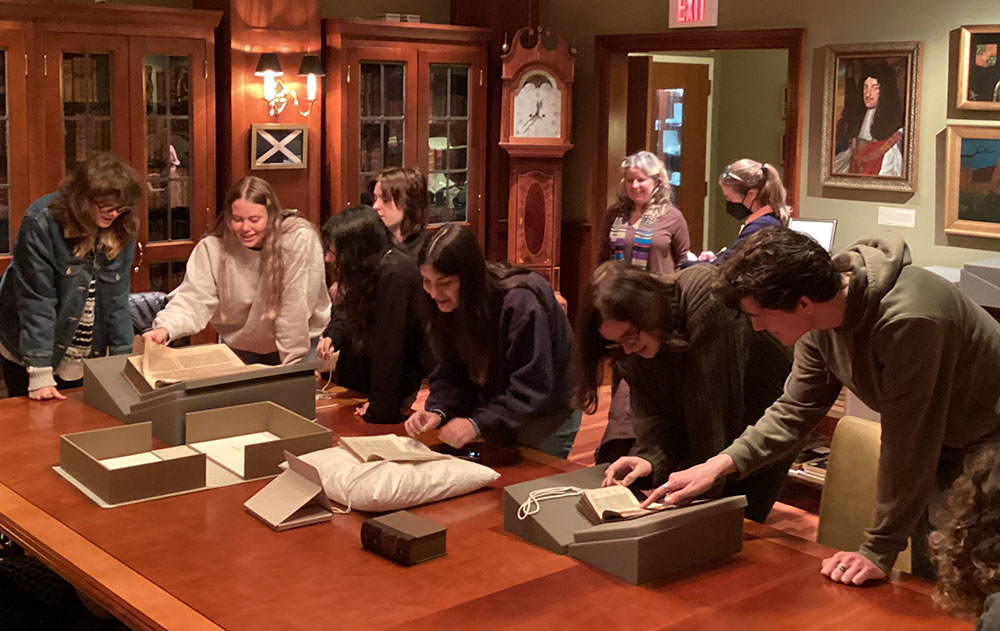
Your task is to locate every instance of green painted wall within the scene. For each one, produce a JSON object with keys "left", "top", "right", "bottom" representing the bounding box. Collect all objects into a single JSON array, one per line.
[{"left": 543, "top": 0, "right": 1000, "bottom": 267}]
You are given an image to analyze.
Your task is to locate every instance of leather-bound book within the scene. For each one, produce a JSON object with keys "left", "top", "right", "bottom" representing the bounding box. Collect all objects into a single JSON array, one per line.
[{"left": 361, "top": 511, "right": 446, "bottom": 566}]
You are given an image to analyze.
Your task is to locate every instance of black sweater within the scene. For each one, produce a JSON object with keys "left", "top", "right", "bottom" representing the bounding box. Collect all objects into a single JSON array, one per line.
[{"left": 424, "top": 271, "right": 574, "bottom": 446}]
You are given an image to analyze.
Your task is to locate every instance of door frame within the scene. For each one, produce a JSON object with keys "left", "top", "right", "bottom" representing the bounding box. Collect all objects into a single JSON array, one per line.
[{"left": 592, "top": 28, "right": 805, "bottom": 261}]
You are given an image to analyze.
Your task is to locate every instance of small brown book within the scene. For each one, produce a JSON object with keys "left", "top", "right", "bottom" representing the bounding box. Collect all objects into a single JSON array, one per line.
[
  {"left": 576, "top": 486, "right": 672, "bottom": 525},
  {"left": 361, "top": 511, "right": 446, "bottom": 566}
]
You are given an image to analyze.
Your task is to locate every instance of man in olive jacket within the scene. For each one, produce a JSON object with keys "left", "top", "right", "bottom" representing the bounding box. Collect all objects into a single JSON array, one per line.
[{"left": 649, "top": 227, "right": 1000, "bottom": 586}]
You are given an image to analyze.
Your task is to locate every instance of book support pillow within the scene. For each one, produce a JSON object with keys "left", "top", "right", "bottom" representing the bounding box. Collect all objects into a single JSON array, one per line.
[{"left": 287, "top": 439, "right": 500, "bottom": 512}]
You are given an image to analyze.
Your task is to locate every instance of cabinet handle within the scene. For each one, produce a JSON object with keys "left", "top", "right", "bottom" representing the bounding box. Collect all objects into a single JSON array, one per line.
[
  {"left": 347, "top": 64, "right": 351, "bottom": 84},
  {"left": 133, "top": 241, "right": 144, "bottom": 274},
  {"left": 480, "top": 69, "right": 483, "bottom": 87},
  {"left": 204, "top": 57, "right": 208, "bottom": 80},
  {"left": 42, "top": 54, "right": 47, "bottom": 77},
  {"left": 24, "top": 54, "right": 27, "bottom": 77}
]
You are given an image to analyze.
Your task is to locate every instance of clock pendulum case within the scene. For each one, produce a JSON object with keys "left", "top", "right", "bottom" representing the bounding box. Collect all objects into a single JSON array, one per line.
[{"left": 499, "top": 26, "right": 575, "bottom": 293}]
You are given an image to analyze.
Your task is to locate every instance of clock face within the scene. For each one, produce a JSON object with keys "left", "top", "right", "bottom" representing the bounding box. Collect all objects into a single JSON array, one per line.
[{"left": 512, "top": 72, "right": 562, "bottom": 139}]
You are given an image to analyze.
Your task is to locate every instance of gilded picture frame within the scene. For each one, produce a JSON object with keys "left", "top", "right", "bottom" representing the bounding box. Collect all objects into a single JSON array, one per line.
[
  {"left": 250, "top": 123, "right": 308, "bottom": 170},
  {"left": 944, "top": 125, "right": 1000, "bottom": 239},
  {"left": 820, "top": 41, "right": 922, "bottom": 192},
  {"left": 956, "top": 25, "right": 1000, "bottom": 111}
]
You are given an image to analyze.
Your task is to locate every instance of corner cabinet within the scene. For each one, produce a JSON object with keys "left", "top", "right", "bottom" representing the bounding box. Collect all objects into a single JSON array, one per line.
[
  {"left": 323, "top": 19, "right": 489, "bottom": 241},
  {"left": 0, "top": 1, "right": 219, "bottom": 294}
]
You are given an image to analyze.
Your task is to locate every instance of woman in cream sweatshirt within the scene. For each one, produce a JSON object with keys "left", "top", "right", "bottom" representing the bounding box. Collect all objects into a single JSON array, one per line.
[{"left": 144, "top": 176, "right": 329, "bottom": 365}]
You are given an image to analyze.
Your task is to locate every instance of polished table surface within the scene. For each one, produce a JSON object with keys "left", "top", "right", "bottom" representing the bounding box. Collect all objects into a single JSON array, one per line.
[{"left": 0, "top": 392, "right": 973, "bottom": 630}]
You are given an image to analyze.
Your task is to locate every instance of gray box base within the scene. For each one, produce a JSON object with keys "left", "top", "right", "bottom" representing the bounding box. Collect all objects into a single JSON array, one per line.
[
  {"left": 83, "top": 354, "right": 320, "bottom": 446},
  {"left": 503, "top": 465, "right": 747, "bottom": 585}
]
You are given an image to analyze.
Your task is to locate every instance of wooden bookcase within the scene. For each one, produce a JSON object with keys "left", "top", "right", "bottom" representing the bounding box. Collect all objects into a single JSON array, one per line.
[
  {"left": 323, "top": 19, "right": 490, "bottom": 241},
  {"left": 0, "top": 0, "right": 219, "bottom": 297}
]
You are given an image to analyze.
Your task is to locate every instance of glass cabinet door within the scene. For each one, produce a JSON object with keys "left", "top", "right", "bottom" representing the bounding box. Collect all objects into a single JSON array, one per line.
[
  {"left": 129, "top": 37, "right": 208, "bottom": 294},
  {"left": 654, "top": 88, "right": 684, "bottom": 206},
  {"left": 0, "top": 30, "right": 27, "bottom": 272},
  {"left": 426, "top": 63, "right": 469, "bottom": 224},
  {"left": 359, "top": 60, "right": 406, "bottom": 200}
]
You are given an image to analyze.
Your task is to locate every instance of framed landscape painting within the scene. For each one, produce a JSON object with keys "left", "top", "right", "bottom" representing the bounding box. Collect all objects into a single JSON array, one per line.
[
  {"left": 956, "top": 25, "right": 1000, "bottom": 110},
  {"left": 820, "top": 41, "right": 922, "bottom": 192},
  {"left": 944, "top": 125, "right": 1000, "bottom": 238}
]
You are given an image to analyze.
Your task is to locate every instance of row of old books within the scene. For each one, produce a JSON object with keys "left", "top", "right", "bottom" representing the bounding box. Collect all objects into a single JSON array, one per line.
[{"left": 63, "top": 55, "right": 101, "bottom": 103}]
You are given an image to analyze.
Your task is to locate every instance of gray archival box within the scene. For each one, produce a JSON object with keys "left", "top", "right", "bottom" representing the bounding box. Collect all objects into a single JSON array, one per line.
[
  {"left": 503, "top": 465, "right": 747, "bottom": 585},
  {"left": 83, "top": 354, "right": 319, "bottom": 445}
]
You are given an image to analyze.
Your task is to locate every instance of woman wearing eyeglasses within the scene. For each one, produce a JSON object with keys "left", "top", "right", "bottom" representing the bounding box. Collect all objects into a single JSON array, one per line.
[
  {"left": 696, "top": 158, "right": 791, "bottom": 264},
  {"left": 144, "top": 176, "right": 330, "bottom": 365},
  {"left": 595, "top": 150, "right": 691, "bottom": 463},
  {"left": 403, "top": 224, "right": 580, "bottom": 458},
  {"left": 575, "top": 261, "right": 794, "bottom": 522},
  {"left": 0, "top": 153, "right": 141, "bottom": 400}
]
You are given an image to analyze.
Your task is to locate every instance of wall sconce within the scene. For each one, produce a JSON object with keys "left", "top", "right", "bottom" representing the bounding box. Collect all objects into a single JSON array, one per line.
[
  {"left": 255, "top": 52, "right": 295, "bottom": 117},
  {"left": 298, "top": 54, "right": 325, "bottom": 114},
  {"left": 255, "top": 52, "right": 324, "bottom": 118}
]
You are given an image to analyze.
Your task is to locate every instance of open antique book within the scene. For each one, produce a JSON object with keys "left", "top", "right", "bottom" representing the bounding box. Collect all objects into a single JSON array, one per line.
[
  {"left": 339, "top": 435, "right": 448, "bottom": 463},
  {"left": 576, "top": 485, "right": 672, "bottom": 525},
  {"left": 122, "top": 342, "right": 266, "bottom": 394}
]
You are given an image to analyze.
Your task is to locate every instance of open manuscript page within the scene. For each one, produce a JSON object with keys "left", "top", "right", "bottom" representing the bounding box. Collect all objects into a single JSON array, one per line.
[
  {"left": 124, "top": 342, "right": 265, "bottom": 392},
  {"left": 577, "top": 485, "right": 672, "bottom": 524},
  {"left": 338, "top": 435, "right": 448, "bottom": 463}
]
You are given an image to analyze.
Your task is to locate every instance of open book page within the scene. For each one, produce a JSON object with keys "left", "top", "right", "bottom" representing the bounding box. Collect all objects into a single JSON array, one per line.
[
  {"left": 338, "top": 435, "right": 448, "bottom": 463},
  {"left": 577, "top": 485, "right": 672, "bottom": 524},
  {"left": 128, "top": 342, "right": 266, "bottom": 390}
]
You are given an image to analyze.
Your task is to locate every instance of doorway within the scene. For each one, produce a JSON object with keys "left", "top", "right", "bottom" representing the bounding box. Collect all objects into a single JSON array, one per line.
[{"left": 593, "top": 29, "right": 805, "bottom": 257}]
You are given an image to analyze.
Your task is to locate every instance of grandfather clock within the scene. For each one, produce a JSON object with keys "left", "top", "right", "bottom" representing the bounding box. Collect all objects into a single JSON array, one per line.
[{"left": 499, "top": 27, "right": 575, "bottom": 291}]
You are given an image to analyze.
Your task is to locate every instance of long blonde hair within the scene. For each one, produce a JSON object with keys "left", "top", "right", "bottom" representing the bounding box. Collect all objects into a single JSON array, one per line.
[
  {"left": 49, "top": 152, "right": 141, "bottom": 259},
  {"left": 719, "top": 158, "right": 791, "bottom": 225},
  {"left": 209, "top": 176, "right": 311, "bottom": 319}
]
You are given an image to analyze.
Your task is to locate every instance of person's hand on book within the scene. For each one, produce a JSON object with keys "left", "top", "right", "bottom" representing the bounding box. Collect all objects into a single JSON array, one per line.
[
  {"left": 820, "top": 551, "right": 887, "bottom": 586},
  {"left": 142, "top": 327, "right": 169, "bottom": 345},
  {"left": 602, "top": 456, "right": 652, "bottom": 488},
  {"left": 641, "top": 454, "right": 738, "bottom": 509},
  {"left": 28, "top": 385, "right": 65, "bottom": 401},
  {"left": 404, "top": 410, "right": 443, "bottom": 436}
]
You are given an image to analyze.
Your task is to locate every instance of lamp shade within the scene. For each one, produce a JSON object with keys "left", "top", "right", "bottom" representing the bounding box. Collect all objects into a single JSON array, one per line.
[
  {"left": 297, "top": 54, "right": 325, "bottom": 77},
  {"left": 254, "top": 52, "right": 283, "bottom": 76}
]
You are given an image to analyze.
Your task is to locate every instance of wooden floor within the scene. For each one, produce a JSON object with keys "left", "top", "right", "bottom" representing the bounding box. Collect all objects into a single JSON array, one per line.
[{"left": 412, "top": 384, "right": 821, "bottom": 542}]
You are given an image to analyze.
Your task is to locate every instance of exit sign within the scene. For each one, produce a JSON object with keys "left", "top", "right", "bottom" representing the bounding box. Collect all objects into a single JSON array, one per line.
[{"left": 669, "top": 0, "right": 719, "bottom": 28}]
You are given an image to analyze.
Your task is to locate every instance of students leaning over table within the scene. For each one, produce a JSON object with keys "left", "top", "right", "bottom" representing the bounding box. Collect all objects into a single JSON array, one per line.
[
  {"left": 143, "top": 176, "right": 330, "bottom": 365},
  {"left": 656, "top": 227, "right": 1000, "bottom": 587},
  {"left": 316, "top": 205, "right": 427, "bottom": 424},
  {"left": 0, "top": 153, "right": 141, "bottom": 400},
  {"left": 576, "top": 261, "right": 794, "bottom": 523},
  {"left": 403, "top": 224, "right": 581, "bottom": 458}
]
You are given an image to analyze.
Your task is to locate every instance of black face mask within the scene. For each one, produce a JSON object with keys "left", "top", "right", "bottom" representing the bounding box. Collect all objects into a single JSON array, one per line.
[{"left": 725, "top": 194, "right": 752, "bottom": 221}]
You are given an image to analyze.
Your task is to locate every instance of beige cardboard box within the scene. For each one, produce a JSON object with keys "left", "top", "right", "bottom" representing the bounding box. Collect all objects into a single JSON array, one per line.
[
  {"left": 60, "top": 422, "right": 206, "bottom": 505},
  {"left": 185, "top": 401, "right": 332, "bottom": 480}
]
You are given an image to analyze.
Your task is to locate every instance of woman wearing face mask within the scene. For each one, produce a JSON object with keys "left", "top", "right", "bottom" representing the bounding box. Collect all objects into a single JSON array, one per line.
[
  {"left": 595, "top": 151, "right": 690, "bottom": 463},
  {"left": 144, "top": 176, "right": 330, "bottom": 365},
  {"left": 698, "top": 158, "right": 791, "bottom": 264},
  {"left": 576, "top": 261, "right": 794, "bottom": 522},
  {"left": 597, "top": 151, "right": 690, "bottom": 273},
  {"left": 0, "top": 153, "right": 141, "bottom": 400},
  {"left": 372, "top": 167, "right": 430, "bottom": 255},
  {"left": 403, "top": 224, "right": 580, "bottom": 458}
]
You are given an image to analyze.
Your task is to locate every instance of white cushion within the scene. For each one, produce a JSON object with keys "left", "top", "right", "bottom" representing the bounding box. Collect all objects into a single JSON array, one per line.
[{"left": 290, "top": 438, "right": 501, "bottom": 512}]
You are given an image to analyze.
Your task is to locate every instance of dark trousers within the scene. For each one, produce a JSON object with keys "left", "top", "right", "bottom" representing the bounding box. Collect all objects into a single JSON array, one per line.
[{"left": 0, "top": 355, "right": 82, "bottom": 397}]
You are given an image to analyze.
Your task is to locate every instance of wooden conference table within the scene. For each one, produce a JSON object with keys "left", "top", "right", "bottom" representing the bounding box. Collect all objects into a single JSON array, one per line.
[{"left": 0, "top": 392, "right": 972, "bottom": 631}]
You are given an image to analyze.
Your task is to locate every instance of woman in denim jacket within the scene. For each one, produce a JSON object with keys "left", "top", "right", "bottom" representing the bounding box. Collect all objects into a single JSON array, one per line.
[{"left": 0, "top": 153, "right": 141, "bottom": 400}]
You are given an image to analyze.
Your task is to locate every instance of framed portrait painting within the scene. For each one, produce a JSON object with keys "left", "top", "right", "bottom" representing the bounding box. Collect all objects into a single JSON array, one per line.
[
  {"left": 944, "top": 125, "right": 1000, "bottom": 239},
  {"left": 820, "top": 41, "right": 922, "bottom": 192},
  {"left": 956, "top": 25, "right": 1000, "bottom": 110},
  {"left": 251, "top": 124, "right": 308, "bottom": 170}
]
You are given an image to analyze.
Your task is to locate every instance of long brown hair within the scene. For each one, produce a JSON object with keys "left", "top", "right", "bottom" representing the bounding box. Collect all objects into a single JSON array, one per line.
[
  {"left": 929, "top": 442, "right": 1000, "bottom": 616},
  {"left": 575, "top": 261, "right": 689, "bottom": 413},
  {"left": 209, "top": 176, "right": 312, "bottom": 319},
  {"left": 719, "top": 158, "right": 791, "bottom": 225},
  {"left": 376, "top": 167, "right": 429, "bottom": 240},
  {"left": 49, "top": 152, "right": 141, "bottom": 259}
]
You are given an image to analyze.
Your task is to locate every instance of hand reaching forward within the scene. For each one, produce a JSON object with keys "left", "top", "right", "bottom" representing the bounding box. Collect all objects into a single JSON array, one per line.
[
  {"left": 29, "top": 386, "right": 65, "bottom": 401},
  {"left": 602, "top": 456, "right": 652, "bottom": 488},
  {"left": 404, "top": 410, "right": 442, "bottom": 437},
  {"left": 142, "top": 327, "right": 169, "bottom": 345},
  {"left": 640, "top": 454, "right": 738, "bottom": 509}
]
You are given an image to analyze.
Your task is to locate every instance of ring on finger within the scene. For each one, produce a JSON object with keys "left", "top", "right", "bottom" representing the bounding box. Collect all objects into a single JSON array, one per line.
[{"left": 835, "top": 563, "right": 848, "bottom": 572}]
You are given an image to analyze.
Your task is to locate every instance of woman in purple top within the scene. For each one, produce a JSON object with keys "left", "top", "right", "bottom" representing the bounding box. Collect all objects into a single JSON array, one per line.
[{"left": 596, "top": 150, "right": 691, "bottom": 463}]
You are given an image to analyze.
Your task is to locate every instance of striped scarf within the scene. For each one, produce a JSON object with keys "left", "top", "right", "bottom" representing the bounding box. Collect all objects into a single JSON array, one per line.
[
  {"left": 57, "top": 278, "right": 97, "bottom": 381},
  {"left": 608, "top": 205, "right": 665, "bottom": 270}
]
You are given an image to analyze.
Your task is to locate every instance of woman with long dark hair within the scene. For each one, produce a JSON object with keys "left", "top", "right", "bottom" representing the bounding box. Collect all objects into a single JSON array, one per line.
[
  {"left": 372, "top": 167, "right": 429, "bottom": 254},
  {"left": 316, "top": 205, "right": 425, "bottom": 423},
  {"left": 0, "top": 153, "right": 141, "bottom": 400},
  {"left": 144, "top": 176, "right": 329, "bottom": 365},
  {"left": 576, "top": 261, "right": 794, "bottom": 522},
  {"left": 403, "top": 224, "right": 580, "bottom": 457}
]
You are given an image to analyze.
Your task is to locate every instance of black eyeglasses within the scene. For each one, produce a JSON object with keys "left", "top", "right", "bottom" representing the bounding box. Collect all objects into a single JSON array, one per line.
[
  {"left": 94, "top": 202, "right": 133, "bottom": 216},
  {"left": 602, "top": 324, "right": 641, "bottom": 350}
]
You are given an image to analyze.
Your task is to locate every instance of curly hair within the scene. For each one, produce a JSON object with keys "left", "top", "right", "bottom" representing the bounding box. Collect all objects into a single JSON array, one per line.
[
  {"left": 714, "top": 226, "right": 846, "bottom": 312},
  {"left": 574, "top": 260, "right": 690, "bottom": 413},
  {"left": 930, "top": 441, "right": 1000, "bottom": 616},
  {"left": 49, "top": 152, "right": 141, "bottom": 259},
  {"left": 209, "top": 176, "right": 312, "bottom": 319},
  {"left": 321, "top": 205, "right": 394, "bottom": 352}
]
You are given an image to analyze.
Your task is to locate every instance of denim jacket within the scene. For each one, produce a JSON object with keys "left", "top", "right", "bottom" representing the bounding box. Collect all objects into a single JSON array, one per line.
[{"left": 0, "top": 193, "right": 135, "bottom": 369}]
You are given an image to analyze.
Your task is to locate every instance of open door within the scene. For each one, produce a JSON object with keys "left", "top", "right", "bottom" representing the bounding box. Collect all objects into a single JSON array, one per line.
[{"left": 626, "top": 57, "right": 709, "bottom": 250}]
